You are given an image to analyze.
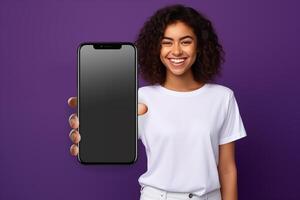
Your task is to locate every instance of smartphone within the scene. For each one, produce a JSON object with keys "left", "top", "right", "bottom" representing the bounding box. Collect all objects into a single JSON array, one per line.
[{"left": 77, "top": 42, "right": 137, "bottom": 164}]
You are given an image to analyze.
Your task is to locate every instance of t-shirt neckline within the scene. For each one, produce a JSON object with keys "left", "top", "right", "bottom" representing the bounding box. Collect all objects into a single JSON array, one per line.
[{"left": 156, "top": 83, "right": 208, "bottom": 97}]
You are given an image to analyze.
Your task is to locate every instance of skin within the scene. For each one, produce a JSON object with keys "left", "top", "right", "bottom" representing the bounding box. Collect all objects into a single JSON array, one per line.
[
  {"left": 68, "top": 20, "right": 237, "bottom": 200},
  {"left": 160, "top": 21, "right": 205, "bottom": 91}
]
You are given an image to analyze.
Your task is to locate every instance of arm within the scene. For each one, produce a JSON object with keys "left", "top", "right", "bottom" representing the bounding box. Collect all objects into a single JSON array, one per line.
[{"left": 218, "top": 142, "right": 238, "bottom": 200}]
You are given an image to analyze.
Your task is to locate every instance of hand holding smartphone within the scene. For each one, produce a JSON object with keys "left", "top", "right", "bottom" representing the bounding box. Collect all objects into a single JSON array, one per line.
[
  {"left": 67, "top": 97, "right": 148, "bottom": 157},
  {"left": 76, "top": 42, "right": 139, "bottom": 164}
]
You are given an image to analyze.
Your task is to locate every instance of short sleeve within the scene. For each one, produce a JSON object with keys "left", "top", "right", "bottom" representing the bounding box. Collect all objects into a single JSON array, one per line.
[{"left": 219, "top": 92, "right": 247, "bottom": 145}]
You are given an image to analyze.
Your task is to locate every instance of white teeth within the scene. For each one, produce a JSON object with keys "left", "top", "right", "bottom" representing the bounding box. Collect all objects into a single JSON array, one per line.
[{"left": 170, "top": 58, "right": 185, "bottom": 63}]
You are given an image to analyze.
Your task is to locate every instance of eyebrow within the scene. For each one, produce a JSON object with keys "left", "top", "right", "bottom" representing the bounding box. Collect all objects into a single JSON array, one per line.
[{"left": 162, "top": 35, "right": 194, "bottom": 40}]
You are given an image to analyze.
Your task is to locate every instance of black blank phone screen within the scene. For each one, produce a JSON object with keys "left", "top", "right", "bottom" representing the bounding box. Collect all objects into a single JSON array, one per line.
[{"left": 78, "top": 43, "right": 137, "bottom": 164}]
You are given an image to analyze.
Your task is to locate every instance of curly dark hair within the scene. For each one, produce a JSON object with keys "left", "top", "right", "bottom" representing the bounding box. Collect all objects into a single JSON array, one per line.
[{"left": 135, "top": 4, "right": 225, "bottom": 85}]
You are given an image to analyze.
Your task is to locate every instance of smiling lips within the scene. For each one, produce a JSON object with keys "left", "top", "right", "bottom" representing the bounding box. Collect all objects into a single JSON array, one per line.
[{"left": 168, "top": 57, "right": 187, "bottom": 66}]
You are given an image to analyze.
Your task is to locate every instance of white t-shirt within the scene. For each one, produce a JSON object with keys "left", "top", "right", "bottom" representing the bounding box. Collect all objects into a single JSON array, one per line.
[{"left": 137, "top": 83, "right": 247, "bottom": 197}]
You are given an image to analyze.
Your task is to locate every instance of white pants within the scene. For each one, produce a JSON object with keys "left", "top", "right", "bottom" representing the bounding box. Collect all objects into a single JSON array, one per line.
[{"left": 139, "top": 185, "right": 221, "bottom": 200}]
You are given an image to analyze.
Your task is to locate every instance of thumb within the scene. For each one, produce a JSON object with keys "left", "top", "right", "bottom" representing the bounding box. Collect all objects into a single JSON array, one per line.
[{"left": 138, "top": 103, "right": 148, "bottom": 116}]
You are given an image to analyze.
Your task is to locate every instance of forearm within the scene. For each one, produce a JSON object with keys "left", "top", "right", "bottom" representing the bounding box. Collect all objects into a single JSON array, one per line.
[{"left": 218, "top": 167, "right": 238, "bottom": 200}]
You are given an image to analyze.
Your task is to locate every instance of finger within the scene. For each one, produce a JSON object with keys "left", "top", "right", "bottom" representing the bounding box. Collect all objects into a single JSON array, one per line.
[
  {"left": 69, "top": 129, "right": 81, "bottom": 144},
  {"left": 70, "top": 144, "right": 79, "bottom": 156},
  {"left": 138, "top": 103, "right": 148, "bottom": 116},
  {"left": 69, "top": 113, "right": 79, "bottom": 129},
  {"left": 67, "top": 97, "right": 77, "bottom": 108}
]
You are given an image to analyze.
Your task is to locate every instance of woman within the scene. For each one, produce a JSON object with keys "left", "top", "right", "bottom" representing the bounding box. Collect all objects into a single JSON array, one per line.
[{"left": 68, "top": 4, "right": 247, "bottom": 200}]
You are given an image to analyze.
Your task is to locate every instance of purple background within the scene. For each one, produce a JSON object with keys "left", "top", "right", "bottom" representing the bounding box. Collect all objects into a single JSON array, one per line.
[{"left": 1, "top": 0, "right": 299, "bottom": 199}]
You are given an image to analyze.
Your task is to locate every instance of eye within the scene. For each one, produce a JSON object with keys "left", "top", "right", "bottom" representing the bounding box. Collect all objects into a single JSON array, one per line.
[
  {"left": 161, "top": 41, "right": 172, "bottom": 45},
  {"left": 182, "top": 41, "right": 192, "bottom": 45}
]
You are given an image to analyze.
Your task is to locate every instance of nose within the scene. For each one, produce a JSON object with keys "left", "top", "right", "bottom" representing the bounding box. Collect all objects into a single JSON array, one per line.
[{"left": 172, "top": 43, "right": 183, "bottom": 56}]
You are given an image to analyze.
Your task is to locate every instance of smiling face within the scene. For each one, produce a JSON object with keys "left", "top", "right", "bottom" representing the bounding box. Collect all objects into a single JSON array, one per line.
[{"left": 160, "top": 21, "right": 198, "bottom": 78}]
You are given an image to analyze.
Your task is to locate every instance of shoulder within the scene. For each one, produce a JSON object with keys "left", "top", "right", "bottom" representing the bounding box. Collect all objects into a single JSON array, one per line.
[
  {"left": 205, "top": 83, "right": 235, "bottom": 107},
  {"left": 206, "top": 83, "right": 234, "bottom": 98},
  {"left": 138, "top": 84, "right": 159, "bottom": 102},
  {"left": 138, "top": 84, "right": 160, "bottom": 95}
]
